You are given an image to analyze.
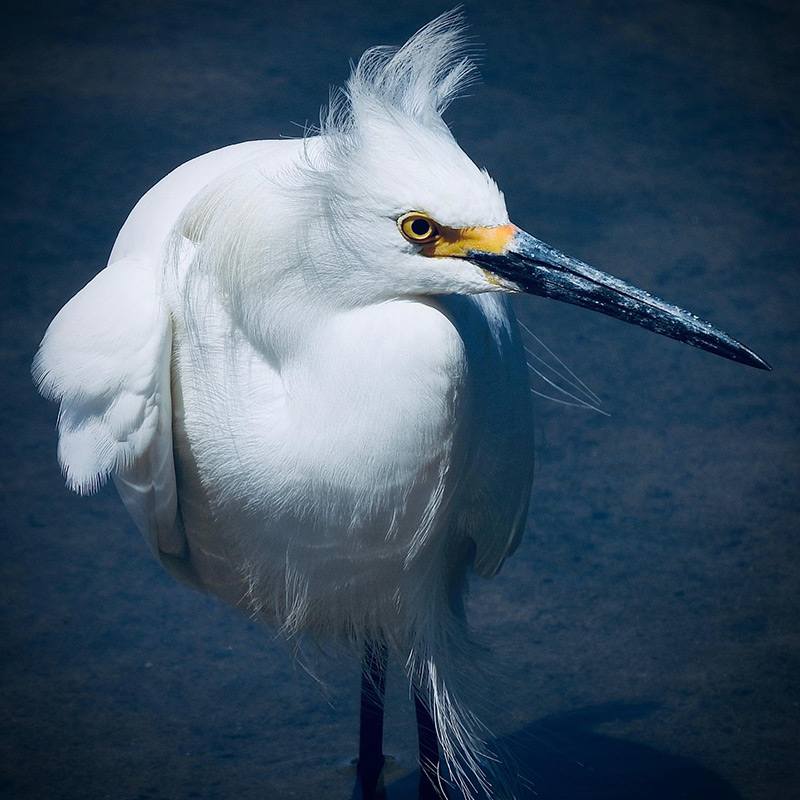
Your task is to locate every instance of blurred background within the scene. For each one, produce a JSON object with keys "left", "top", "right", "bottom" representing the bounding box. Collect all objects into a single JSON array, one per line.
[{"left": 1, "top": 1, "right": 797, "bottom": 798}]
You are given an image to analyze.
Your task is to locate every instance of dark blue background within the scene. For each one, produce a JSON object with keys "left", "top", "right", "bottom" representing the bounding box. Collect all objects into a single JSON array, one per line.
[{"left": 2, "top": 1, "right": 798, "bottom": 798}]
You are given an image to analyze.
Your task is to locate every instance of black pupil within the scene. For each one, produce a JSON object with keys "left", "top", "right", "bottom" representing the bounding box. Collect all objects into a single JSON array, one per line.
[{"left": 410, "top": 218, "right": 431, "bottom": 237}]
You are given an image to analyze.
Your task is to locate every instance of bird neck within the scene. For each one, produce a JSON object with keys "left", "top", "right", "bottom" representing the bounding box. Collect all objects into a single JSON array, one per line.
[{"left": 275, "top": 299, "right": 468, "bottom": 485}]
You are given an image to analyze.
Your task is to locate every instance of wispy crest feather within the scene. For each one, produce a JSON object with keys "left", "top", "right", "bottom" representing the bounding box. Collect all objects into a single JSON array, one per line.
[{"left": 323, "top": 9, "right": 476, "bottom": 137}]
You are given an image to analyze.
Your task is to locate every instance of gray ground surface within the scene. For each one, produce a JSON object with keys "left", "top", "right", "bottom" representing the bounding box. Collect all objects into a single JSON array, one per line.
[{"left": 2, "top": 1, "right": 798, "bottom": 798}]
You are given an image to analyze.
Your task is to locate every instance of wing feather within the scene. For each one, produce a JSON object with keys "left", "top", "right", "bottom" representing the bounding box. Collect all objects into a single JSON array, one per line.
[{"left": 33, "top": 258, "right": 186, "bottom": 561}]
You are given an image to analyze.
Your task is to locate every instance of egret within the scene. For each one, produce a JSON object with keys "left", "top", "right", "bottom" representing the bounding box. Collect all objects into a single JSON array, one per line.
[{"left": 33, "top": 12, "right": 769, "bottom": 800}]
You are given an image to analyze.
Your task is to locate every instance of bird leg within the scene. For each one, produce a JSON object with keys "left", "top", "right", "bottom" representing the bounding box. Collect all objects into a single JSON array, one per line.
[
  {"left": 414, "top": 689, "right": 447, "bottom": 799},
  {"left": 353, "top": 638, "right": 388, "bottom": 800}
]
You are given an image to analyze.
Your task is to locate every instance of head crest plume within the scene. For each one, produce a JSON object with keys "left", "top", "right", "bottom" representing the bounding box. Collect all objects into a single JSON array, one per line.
[{"left": 322, "top": 9, "right": 476, "bottom": 137}]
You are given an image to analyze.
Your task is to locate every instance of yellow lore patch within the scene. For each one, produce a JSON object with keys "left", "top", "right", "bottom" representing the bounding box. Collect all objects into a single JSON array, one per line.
[{"left": 422, "top": 223, "right": 518, "bottom": 258}]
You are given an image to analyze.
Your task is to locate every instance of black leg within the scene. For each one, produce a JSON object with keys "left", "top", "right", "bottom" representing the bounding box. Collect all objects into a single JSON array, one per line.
[
  {"left": 414, "top": 689, "right": 446, "bottom": 799},
  {"left": 353, "top": 638, "right": 388, "bottom": 800}
]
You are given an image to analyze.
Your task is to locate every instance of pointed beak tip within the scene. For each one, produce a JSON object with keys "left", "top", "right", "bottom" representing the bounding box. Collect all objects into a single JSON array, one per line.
[{"left": 747, "top": 353, "right": 773, "bottom": 371}]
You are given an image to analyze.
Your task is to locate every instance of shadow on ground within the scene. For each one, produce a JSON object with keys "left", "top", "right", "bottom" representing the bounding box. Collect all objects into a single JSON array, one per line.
[{"left": 386, "top": 703, "right": 740, "bottom": 799}]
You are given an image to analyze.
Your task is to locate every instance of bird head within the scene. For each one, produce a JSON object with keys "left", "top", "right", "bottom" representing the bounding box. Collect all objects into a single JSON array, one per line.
[{"left": 295, "top": 11, "right": 768, "bottom": 369}]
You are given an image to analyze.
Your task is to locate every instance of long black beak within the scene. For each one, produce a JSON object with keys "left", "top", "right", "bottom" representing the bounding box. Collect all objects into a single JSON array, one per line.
[{"left": 469, "top": 229, "right": 771, "bottom": 370}]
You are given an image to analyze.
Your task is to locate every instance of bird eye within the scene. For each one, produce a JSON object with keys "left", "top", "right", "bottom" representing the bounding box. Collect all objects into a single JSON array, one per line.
[{"left": 398, "top": 213, "right": 440, "bottom": 244}]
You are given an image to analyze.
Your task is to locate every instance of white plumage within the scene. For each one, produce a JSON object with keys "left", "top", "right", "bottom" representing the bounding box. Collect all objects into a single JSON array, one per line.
[
  {"left": 34, "top": 12, "right": 768, "bottom": 799},
  {"left": 35, "top": 15, "right": 532, "bottom": 798}
]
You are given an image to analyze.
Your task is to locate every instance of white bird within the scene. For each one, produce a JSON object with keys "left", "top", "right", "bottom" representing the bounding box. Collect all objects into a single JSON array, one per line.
[{"left": 33, "top": 12, "right": 769, "bottom": 800}]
